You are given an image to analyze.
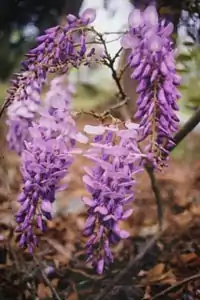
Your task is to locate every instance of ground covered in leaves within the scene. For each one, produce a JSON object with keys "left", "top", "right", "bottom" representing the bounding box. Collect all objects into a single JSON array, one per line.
[{"left": 1, "top": 115, "right": 200, "bottom": 300}]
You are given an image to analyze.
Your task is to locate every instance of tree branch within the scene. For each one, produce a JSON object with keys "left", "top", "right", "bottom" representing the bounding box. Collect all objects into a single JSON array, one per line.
[
  {"left": 101, "top": 98, "right": 128, "bottom": 117},
  {"left": 74, "top": 98, "right": 127, "bottom": 122},
  {"left": 33, "top": 256, "right": 62, "bottom": 300},
  {"left": 145, "top": 163, "right": 163, "bottom": 230},
  {"left": 143, "top": 108, "right": 200, "bottom": 232},
  {"left": 171, "top": 107, "right": 200, "bottom": 151},
  {"left": 0, "top": 99, "right": 10, "bottom": 119},
  {"left": 92, "top": 103, "right": 200, "bottom": 300},
  {"left": 93, "top": 232, "right": 163, "bottom": 300},
  {"left": 94, "top": 31, "right": 127, "bottom": 101},
  {"left": 152, "top": 272, "right": 200, "bottom": 300}
]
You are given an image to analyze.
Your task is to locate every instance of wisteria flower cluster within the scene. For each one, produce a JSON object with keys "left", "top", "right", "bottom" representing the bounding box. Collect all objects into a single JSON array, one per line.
[
  {"left": 15, "top": 75, "right": 82, "bottom": 251},
  {"left": 4, "top": 5, "right": 181, "bottom": 273},
  {"left": 82, "top": 123, "right": 144, "bottom": 273},
  {"left": 6, "top": 78, "right": 41, "bottom": 154},
  {"left": 5, "top": 8, "right": 98, "bottom": 133},
  {"left": 121, "top": 5, "right": 181, "bottom": 163}
]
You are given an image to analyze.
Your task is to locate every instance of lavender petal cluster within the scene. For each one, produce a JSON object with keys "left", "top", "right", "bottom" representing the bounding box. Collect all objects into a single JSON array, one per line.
[
  {"left": 82, "top": 123, "right": 144, "bottom": 273},
  {"left": 5, "top": 9, "right": 97, "bottom": 120},
  {"left": 6, "top": 68, "right": 46, "bottom": 112},
  {"left": 6, "top": 8, "right": 97, "bottom": 152},
  {"left": 6, "top": 80, "right": 41, "bottom": 154},
  {"left": 42, "top": 75, "right": 87, "bottom": 144},
  {"left": 15, "top": 76, "right": 86, "bottom": 251},
  {"left": 16, "top": 130, "right": 73, "bottom": 252},
  {"left": 23, "top": 8, "right": 97, "bottom": 74},
  {"left": 121, "top": 5, "right": 181, "bottom": 162}
]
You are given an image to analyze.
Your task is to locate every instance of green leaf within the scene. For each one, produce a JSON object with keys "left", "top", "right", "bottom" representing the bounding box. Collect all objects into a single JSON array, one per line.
[
  {"left": 176, "top": 68, "right": 189, "bottom": 74},
  {"left": 184, "top": 41, "right": 195, "bottom": 47},
  {"left": 189, "top": 96, "right": 200, "bottom": 105},
  {"left": 176, "top": 53, "right": 191, "bottom": 62},
  {"left": 179, "top": 85, "right": 188, "bottom": 91}
]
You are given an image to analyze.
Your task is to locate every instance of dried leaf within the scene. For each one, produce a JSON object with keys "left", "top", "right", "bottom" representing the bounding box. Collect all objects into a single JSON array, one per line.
[
  {"left": 180, "top": 253, "right": 198, "bottom": 263},
  {"left": 145, "top": 263, "right": 176, "bottom": 285},
  {"left": 68, "top": 292, "right": 78, "bottom": 300},
  {"left": 37, "top": 283, "right": 52, "bottom": 299}
]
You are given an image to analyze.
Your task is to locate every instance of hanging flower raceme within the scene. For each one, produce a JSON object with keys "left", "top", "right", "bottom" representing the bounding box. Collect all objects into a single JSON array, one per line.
[
  {"left": 121, "top": 5, "right": 181, "bottom": 164},
  {"left": 21, "top": 8, "right": 97, "bottom": 77},
  {"left": 15, "top": 77, "right": 87, "bottom": 251},
  {"left": 6, "top": 79, "right": 41, "bottom": 154},
  {"left": 5, "top": 8, "right": 98, "bottom": 152},
  {"left": 30, "top": 8, "right": 97, "bottom": 72},
  {"left": 82, "top": 123, "right": 144, "bottom": 273},
  {"left": 4, "top": 9, "right": 98, "bottom": 119},
  {"left": 16, "top": 128, "right": 73, "bottom": 252},
  {"left": 5, "top": 67, "right": 47, "bottom": 115}
]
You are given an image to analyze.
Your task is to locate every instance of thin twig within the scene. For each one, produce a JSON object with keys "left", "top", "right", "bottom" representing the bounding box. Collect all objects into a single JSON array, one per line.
[
  {"left": 152, "top": 272, "right": 200, "bottom": 300},
  {"left": 102, "top": 98, "right": 128, "bottom": 116},
  {"left": 103, "top": 59, "right": 127, "bottom": 101},
  {"left": 33, "top": 256, "right": 62, "bottom": 300},
  {"left": 0, "top": 99, "right": 10, "bottom": 118},
  {"left": 118, "top": 61, "right": 130, "bottom": 80},
  {"left": 145, "top": 107, "right": 200, "bottom": 229},
  {"left": 67, "top": 266, "right": 103, "bottom": 280},
  {"left": 74, "top": 110, "right": 103, "bottom": 120},
  {"left": 171, "top": 106, "right": 200, "bottom": 152},
  {"left": 74, "top": 98, "right": 127, "bottom": 121},
  {"left": 96, "top": 36, "right": 123, "bottom": 44},
  {"left": 95, "top": 31, "right": 127, "bottom": 101},
  {"left": 102, "top": 31, "right": 127, "bottom": 35},
  {"left": 93, "top": 231, "right": 163, "bottom": 300},
  {"left": 112, "top": 47, "right": 123, "bottom": 63},
  {"left": 145, "top": 164, "right": 163, "bottom": 230},
  {"left": 7, "top": 243, "right": 21, "bottom": 272}
]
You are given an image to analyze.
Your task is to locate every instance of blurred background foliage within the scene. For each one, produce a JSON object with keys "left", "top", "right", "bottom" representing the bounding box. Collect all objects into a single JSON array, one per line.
[
  {"left": 0, "top": 0, "right": 83, "bottom": 80},
  {"left": 0, "top": 0, "right": 200, "bottom": 110}
]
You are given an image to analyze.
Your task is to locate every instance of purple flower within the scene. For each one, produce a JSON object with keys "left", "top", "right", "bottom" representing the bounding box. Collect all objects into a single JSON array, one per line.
[
  {"left": 6, "top": 118, "right": 32, "bottom": 155},
  {"left": 7, "top": 68, "right": 46, "bottom": 104},
  {"left": 5, "top": 9, "right": 97, "bottom": 125},
  {"left": 23, "top": 9, "right": 97, "bottom": 74},
  {"left": 42, "top": 75, "right": 88, "bottom": 144},
  {"left": 6, "top": 79, "right": 41, "bottom": 154},
  {"left": 15, "top": 76, "right": 87, "bottom": 251},
  {"left": 80, "top": 8, "right": 97, "bottom": 25},
  {"left": 82, "top": 124, "right": 144, "bottom": 273},
  {"left": 121, "top": 5, "right": 181, "bottom": 164},
  {"left": 45, "top": 75, "right": 75, "bottom": 110},
  {"left": 16, "top": 129, "right": 73, "bottom": 252}
]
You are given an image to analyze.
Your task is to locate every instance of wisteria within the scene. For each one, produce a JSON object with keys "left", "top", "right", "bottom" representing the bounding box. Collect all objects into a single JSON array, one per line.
[
  {"left": 16, "top": 130, "right": 73, "bottom": 251},
  {"left": 5, "top": 8, "right": 97, "bottom": 120},
  {"left": 27, "top": 8, "right": 96, "bottom": 73},
  {"left": 83, "top": 123, "right": 144, "bottom": 273},
  {"left": 3, "top": 4, "right": 183, "bottom": 273},
  {"left": 6, "top": 80, "right": 41, "bottom": 154},
  {"left": 15, "top": 76, "right": 84, "bottom": 250},
  {"left": 121, "top": 5, "right": 181, "bottom": 163}
]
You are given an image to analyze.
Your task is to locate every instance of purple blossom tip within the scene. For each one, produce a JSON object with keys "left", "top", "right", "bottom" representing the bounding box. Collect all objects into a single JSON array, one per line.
[
  {"left": 66, "top": 14, "right": 77, "bottom": 24},
  {"left": 128, "top": 9, "right": 143, "bottom": 28},
  {"left": 80, "top": 8, "right": 96, "bottom": 24}
]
